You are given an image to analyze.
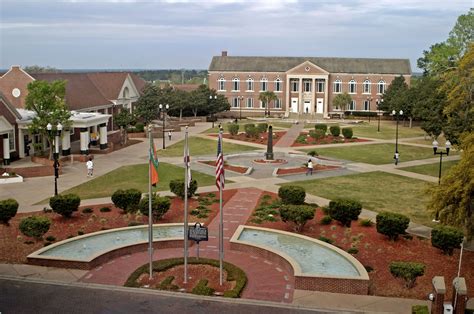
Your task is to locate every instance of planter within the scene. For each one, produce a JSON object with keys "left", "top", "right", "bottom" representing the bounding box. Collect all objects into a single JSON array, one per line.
[{"left": 0, "top": 174, "right": 23, "bottom": 184}]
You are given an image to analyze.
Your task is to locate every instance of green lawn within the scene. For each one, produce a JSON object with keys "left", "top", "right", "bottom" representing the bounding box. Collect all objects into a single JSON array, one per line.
[
  {"left": 157, "top": 136, "right": 257, "bottom": 157},
  {"left": 280, "top": 171, "right": 435, "bottom": 226},
  {"left": 400, "top": 160, "right": 458, "bottom": 177},
  {"left": 345, "top": 121, "right": 426, "bottom": 139},
  {"left": 299, "top": 143, "right": 435, "bottom": 165},
  {"left": 61, "top": 163, "right": 219, "bottom": 200}
]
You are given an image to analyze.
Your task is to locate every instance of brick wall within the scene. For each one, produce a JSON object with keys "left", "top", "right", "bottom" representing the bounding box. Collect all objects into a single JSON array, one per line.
[{"left": 2, "top": 165, "right": 61, "bottom": 177}]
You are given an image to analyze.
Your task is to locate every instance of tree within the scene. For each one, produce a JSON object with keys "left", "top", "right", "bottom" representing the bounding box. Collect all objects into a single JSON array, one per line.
[
  {"left": 189, "top": 85, "right": 210, "bottom": 117},
  {"left": 279, "top": 204, "right": 315, "bottom": 232},
  {"left": 25, "top": 80, "right": 71, "bottom": 159},
  {"left": 134, "top": 84, "right": 161, "bottom": 124},
  {"left": 23, "top": 65, "right": 61, "bottom": 73},
  {"left": 114, "top": 110, "right": 136, "bottom": 145},
  {"left": 168, "top": 89, "right": 190, "bottom": 120},
  {"left": 332, "top": 92, "right": 352, "bottom": 113},
  {"left": 258, "top": 91, "right": 277, "bottom": 116},
  {"left": 378, "top": 76, "right": 413, "bottom": 127},
  {"left": 427, "top": 132, "right": 474, "bottom": 240}
]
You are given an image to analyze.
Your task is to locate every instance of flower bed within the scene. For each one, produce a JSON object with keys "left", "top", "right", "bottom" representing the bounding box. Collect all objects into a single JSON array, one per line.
[
  {"left": 198, "top": 160, "right": 249, "bottom": 174},
  {"left": 292, "top": 133, "right": 371, "bottom": 147},
  {"left": 276, "top": 164, "right": 340, "bottom": 175},
  {"left": 210, "top": 131, "right": 286, "bottom": 145}
]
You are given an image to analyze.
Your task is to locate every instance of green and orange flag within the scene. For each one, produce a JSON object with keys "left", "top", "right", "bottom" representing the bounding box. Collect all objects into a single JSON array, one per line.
[{"left": 149, "top": 138, "right": 159, "bottom": 186}]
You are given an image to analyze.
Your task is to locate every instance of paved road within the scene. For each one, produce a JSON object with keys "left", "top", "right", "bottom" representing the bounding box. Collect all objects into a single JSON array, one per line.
[{"left": 0, "top": 277, "right": 347, "bottom": 314}]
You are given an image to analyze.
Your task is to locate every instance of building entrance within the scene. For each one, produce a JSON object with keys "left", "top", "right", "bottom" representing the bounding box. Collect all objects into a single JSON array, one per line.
[
  {"left": 291, "top": 98, "right": 298, "bottom": 113},
  {"left": 304, "top": 100, "right": 311, "bottom": 114},
  {"left": 316, "top": 98, "right": 324, "bottom": 114}
]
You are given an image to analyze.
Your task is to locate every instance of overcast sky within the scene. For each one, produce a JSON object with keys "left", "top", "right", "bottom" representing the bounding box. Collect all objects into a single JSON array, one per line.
[{"left": 0, "top": 0, "right": 471, "bottom": 71}]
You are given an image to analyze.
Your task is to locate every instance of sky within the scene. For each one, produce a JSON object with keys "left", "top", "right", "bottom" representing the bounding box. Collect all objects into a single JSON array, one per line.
[{"left": 0, "top": 0, "right": 471, "bottom": 71}]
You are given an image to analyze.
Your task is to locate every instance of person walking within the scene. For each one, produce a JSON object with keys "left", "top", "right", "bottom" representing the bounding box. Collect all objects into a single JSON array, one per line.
[
  {"left": 168, "top": 130, "right": 172, "bottom": 141},
  {"left": 86, "top": 157, "right": 94, "bottom": 177},
  {"left": 394, "top": 152, "right": 400, "bottom": 166},
  {"left": 306, "top": 159, "right": 313, "bottom": 175}
]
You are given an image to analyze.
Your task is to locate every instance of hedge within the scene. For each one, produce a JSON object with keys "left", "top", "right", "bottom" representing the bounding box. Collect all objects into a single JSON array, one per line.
[
  {"left": 0, "top": 198, "right": 19, "bottom": 224},
  {"left": 376, "top": 211, "right": 410, "bottom": 240},
  {"left": 19, "top": 216, "right": 51, "bottom": 239},
  {"left": 244, "top": 124, "right": 258, "bottom": 138},
  {"left": 329, "top": 125, "right": 340, "bottom": 137},
  {"left": 278, "top": 186, "right": 306, "bottom": 205},
  {"left": 328, "top": 198, "right": 362, "bottom": 227},
  {"left": 342, "top": 128, "right": 353, "bottom": 139},
  {"left": 344, "top": 111, "right": 378, "bottom": 117},
  {"left": 309, "top": 129, "right": 325, "bottom": 140},
  {"left": 169, "top": 179, "right": 198, "bottom": 199},
  {"left": 256, "top": 123, "right": 268, "bottom": 133},
  {"left": 314, "top": 124, "right": 328, "bottom": 133},
  {"left": 49, "top": 194, "right": 81, "bottom": 218},
  {"left": 111, "top": 189, "right": 142, "bottom": 213},
  {"left": 431, "top": 225, "right": 464, "bottom": 255}
]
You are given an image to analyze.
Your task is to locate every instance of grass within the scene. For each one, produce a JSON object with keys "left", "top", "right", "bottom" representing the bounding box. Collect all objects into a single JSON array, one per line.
[
  {"left": 157, "top": 137, "right": 256, "bottom": 157},
  {"left": 299, "top": 143, "right": 436, "bottom": 165},
  {"left": 344, "top": 121, "right": 426, "bottom": 139},
  {"left": 279, "top": 171, "right": 435, "bottom": 226},
  {"left": 60, "top": 163, "right": 220, "bottom": 200},
  {"left": 202, "top": 120, "right": 293, "bottom": 134},
  {"left": 399, "top": 160, "right": 458, "bottom": 177}
]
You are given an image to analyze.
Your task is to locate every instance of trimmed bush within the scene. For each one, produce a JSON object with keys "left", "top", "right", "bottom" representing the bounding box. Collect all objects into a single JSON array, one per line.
[
  {"left": 359, "top": 219, "right": 373, "bottom": 227},
  {"left": 0, "top": 198, "right": 19, "bottom": 224},
  {"left": 19, "top": 216, "right": 51, "bottom": 239},
  {"left": 278, "top": 186, "right": 306, "bottom": 205},
  {"left": 169, "top": 179, "right": 198, "bottom": 199},
  {"left": 227, "top": 123, "right": 239, "bottom": 136},
  {"left": 412, "top": 305, "right": 429, "bottom": 314},
  {"left": 307, "top": 150, "right": 319, "bottom": 157},
  {"left": 389, "top": 261, "right": 425, "bottom": 288},
  {"left": 256, "top": 123, "right": 268, "bottom": 133},
  {"left": 111, "top": 189, "right": 142, "bottom": 213},
  {"left": 328, "top": 198, "right": 362, "bottom": 227},
  {"left": 329, "top": 125, "right": 340, "bottom": 137},
  {"left": 244, "top": 124, "right": 258, "bottom": 138},
  {"left": 320, "top": 215, "right": 332, "bottom": 225},
  {"left": 82, "top": 207, "right": 93, "bottom": 214},
  {"left": 431, "top": 225, "right": 464, "bottom": 255},
  {"left": 49, "top": 194, "right": 81, "bottom": 218},
  {"left": 314, "top": 124, "right": 328, "bottom": 133},
  {"left": 296, "top": 135, "right": 307, "bottom": 144},
  {"left": 342, "top": 128, "right": 353, "bottom": 139},
  {"left": 376, "top": 211, "right": 410, "bottom": 241},
  {"left": 99, "top": 206, "right": 111, "bottom": 213},
  {"left": 192, "top": 279, "right": 215, "bottom": 296},
  {"left": 138, "top": 194, "right": 171, "bottom": 221},
  {"left": 279, "top": 204, "right": 315, "bottom": 232},
  {"left": 309, "top": 129, "right": 325, "bottom": 140}
]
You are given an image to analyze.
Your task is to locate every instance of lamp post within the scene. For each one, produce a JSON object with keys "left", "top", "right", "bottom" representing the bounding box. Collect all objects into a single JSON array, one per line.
[
  {"left": 392, "top": 109, "right": 403, "bottom": 164},
  {"left": 238, "top": 96, "right": 244, "bottom": 121},
  {"left": 367, "top": 96, "right": 373, "bottom": 123},
  {"left": 209, "top": 95, "right": 217, "bottom": 128},
  {"left": 159, "top": 104, "right": 169, "bottom": 149},
  {"left": 376, "top": 98, "right": 383, "bottom": 132},
  {"left": 47, "top": 122, "right": 63, "bottom": 196},
  {"left": 432, "top": 139, "right": 451, "bottom": 185}
]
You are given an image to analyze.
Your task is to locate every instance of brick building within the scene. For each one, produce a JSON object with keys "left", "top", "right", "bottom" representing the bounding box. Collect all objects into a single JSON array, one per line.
[{"left": 208, "top": 51, "right": 411, "bottom": 118}]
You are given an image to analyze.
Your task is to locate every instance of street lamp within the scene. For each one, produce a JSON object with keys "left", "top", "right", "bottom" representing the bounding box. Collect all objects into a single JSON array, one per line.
[
  {"left": 159, "top": 104, "right": 169, "bottom": 149},
  {"left": 432, "top": 139, "right": 451, "bottom": 185},
  {"left": 47, "top": 122, "right": 63, "bottom": 196},
  {"left": 367, "top": 96, "right": 373, "bottom": 123},
  {"left": 392, "top": 109, "right": 403, "bottom": 164},
  {"left": 376, "top": 98, "right": 383, "bottom": 132},
  {"left": 209, "top": 95, "right": 217, "bottom": 128},
  {"left": 238, "top": 96, "right": 244, "bottom": 121}
]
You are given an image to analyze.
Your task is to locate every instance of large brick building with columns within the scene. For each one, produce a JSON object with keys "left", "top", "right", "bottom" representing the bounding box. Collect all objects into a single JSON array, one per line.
[{"left": 208, "top": 52, "right": 411, "bottom": 118}]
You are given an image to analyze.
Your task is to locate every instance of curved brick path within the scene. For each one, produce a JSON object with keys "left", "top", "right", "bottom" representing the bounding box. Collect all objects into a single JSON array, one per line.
[{"left": 80, "top": 188, "right": 295, "bottom": 303}]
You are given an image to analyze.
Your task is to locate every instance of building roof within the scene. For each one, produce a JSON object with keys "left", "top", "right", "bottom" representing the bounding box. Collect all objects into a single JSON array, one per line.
[
  {"left": 209, "top": 56, "right": 411, "bottom": 74},
  {"left": 0, "top": 92, "right": 22, "bottom": 119}
]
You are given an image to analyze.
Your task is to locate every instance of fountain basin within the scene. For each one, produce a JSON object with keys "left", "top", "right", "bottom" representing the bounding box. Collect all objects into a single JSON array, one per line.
[{"left": 230, "top": 226, "right": 369, "bottom": 294}]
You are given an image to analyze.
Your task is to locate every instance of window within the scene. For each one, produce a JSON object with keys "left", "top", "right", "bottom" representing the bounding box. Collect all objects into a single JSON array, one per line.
[
  {"left": 232, "top": 97, "right": 239, "bottom": 108},
  {"left": 260, "top": 100, "right": 266, "bottom": 108},
  {"left": 260, "top": 78, "right": 268, "bottom": 91},
  {"left": 363, "top": 80, "right": 371, "bottom": 94},
  {"left": 291, "top": 79, "right": 299, "bottom": 92},
  {"left": 274, "top": 98, "right": 282, "bottom": 109},
  {"left": 303, "top": 79, "right": 312, "bottom": 92},
  {"left": 333, "top": 79, "right": 342, "bottom": 93},
  {"left": 7, "top": 131, "right": 15, "bottom": 152},
  {"left": 349, "top": 100, "right": 356, "bottom": 111},
  {"left": 232, "top": 78, "right": 240, "bottom": 91},
  {"left": 363, "top": 100, "right": 370, "bottom": 111},
  {"left": 349, "top": 80, "right": 356, "bottom": 94},
  {"left": 246, "top": 98, "right": 253, "bottom": 108},
  {"left": 316, "top": 80, "right": 325, "bottom": 93},
  {"left": 275, "top": 78, "right": 282, "bottom": 92},
  {"left": 377, "top": 80, "right": 386, "bottom": 94},
  {"left": 246, "top": 78, "right": 254, "bottom": 91},
  {"left": 218, "top": 78, "right": 226, "bottom": 91}
]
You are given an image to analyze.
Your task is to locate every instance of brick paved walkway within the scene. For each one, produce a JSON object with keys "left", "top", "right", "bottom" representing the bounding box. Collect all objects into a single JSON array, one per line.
[
  {"left": 274, "top": 122, "right": 304, "bottom": 147},
  {"left": 80, "top": 188, "right": 295, "bottom": 303}
]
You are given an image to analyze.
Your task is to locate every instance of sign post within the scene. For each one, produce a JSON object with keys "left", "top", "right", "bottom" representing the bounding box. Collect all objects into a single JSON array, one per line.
[{"left": 188, "top": 223, "right": 208, "bottom": 260}]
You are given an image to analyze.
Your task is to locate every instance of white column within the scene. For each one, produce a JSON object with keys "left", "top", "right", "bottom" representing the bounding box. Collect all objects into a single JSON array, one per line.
[
  {"left": 324, "top": 75, "right": 329, "bottom": 118},
  {"left": 3, "top": 134, "right": 10, "bottom": 165},
  {"left": 80, "top": 128, "right": 89, "bottom": 155},
  {"left": 99, "top": 123, "right": 108, "bottom": 149},
  {"left": 18, "top": 128, "right": 24, "bottom": 158},
  {"left": 311, "top": 78, "right": 316, "bottom": 115},
  {"left": 298, "top": 77, "right": 303, "bottom": 114},
  {"left": 62, "top": 130, "right": 71, "bottom": 156},
  {"left": 285, "top": 76, "right": 290, "bottom": 116}
]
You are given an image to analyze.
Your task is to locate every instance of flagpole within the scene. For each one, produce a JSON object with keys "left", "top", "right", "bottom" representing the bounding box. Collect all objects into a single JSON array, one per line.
[
  {"left": 219, "top": 126, "right": 224, "bottom": 286},
  {"left": 148, "top": 125, "right": 153, "bottom": 279},
  {"left": 183, "top": 126, "right": 189, "bottom": 284}
]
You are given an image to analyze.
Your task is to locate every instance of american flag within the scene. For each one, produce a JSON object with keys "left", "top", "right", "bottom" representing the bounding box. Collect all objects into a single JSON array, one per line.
[{"left": 216, "top": 130, "right": 225, "bottom": 190}]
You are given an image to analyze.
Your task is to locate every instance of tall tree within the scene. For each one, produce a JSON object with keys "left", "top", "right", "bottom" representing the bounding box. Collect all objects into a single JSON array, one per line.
[
  {"left": 332, "top": 92, "right": 352, "bottom": 112},
  {"left": 23, "top": 65, "right": 61, "bottom": 73},
  {"left": 134, "top": 84, "right": 161, "bottom": 124},
  {"left": 378, "top": 76, "right": 414, "bottom": 126},
  {"left": 114, "top": 110, "right": 136, "bottom": 145},
  {"left": 168, "top": 89, "right": 190, "bottom": 120},
  {"left": 189, "top": 85, "right": 210, "bottom": 117},
  {"left": 258, "top": 91, "right": 278, "bottom": 116},
  {"left": 25, "top": 80, "right": 71, "bottom": 159}
]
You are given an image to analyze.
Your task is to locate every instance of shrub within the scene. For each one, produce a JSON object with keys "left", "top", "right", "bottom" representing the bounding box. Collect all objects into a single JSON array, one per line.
[
  {"left": 158, "top": 276, "right": 179, "bottom": 291},
  {"left": 111, "top": 189, "right": 142, "bottom": 213},
  {"left": 99, "top": 207, "right": 111, "bottom": 213},
  {"left": 244, "top": 124, "right": 258, "bottom": 138},
  {"left": 320, "top": 215, "right": 332, "bottom": 225},
  {"left": 227, "top": 123, "right": 239, "bottom": 136},
  {"left": 307, "top": 150, "right": 319, "bottom": 157},
  {"left": 134, "top": 122, "right": 145, "bottom": 132},
  {"left": 279, "top": 204, "right": 315, "bottom": 232},
  {"left": 296, "top": 135, "right": 307, "bottom": 144},
  {"left": 318, "top": 236, "right": 333, "bottom": 244},
  {"left": 328, "top": 198, "right": 362, "bottom": 227},
  {"left": 314, "top": 124, "right": 328, "bottom": 133},
  {"left": 169, "top": 179, "right": 198, "bottom": 199},
  {"left": 49, "top": 194, "right": 81, "bottom": 218},
  {"left": 45, "top": 235, "right": 56, "bottom": 242},
  {"left": 359, "top": 219, "right": 373, "bottom": 227},
  {"left": 376, "top": 211, "right": 410, "bottom": 241},
  {"left": 82, "top": 207, "right": 93, "bottom": 214},
  {"left": 347, "top": 247, "right": 359, "bottom": 254},
  {"left": 192, "top": 279, "right": 215, "bottom": 296},
  {"left": 19, "top": 216, "right": 51, "bottom": 239},
  {"left": 256, "top": 123, "right": 268, "bottom": 133},
  {"left": 431, "top": 225, "right": 464, "bottom": 255},
  {"left": 138, "top": 194, "right": 171, "bottom": 222},
  {"left": 329, "top": 125, "right": 340, "bottom": 137},
  {"left": 0, "top": 198, "right": 19, "bottom": 224},
  {"left": 412, "top": 305, "right": 429, "bottom": 314},
  {"left": 389, "top": 261, "right": 425, "bottom": 288},
  {"left": 309, "top": 129, "right": 325, "bottom": 140},
  {"left": 342, "top": 128, "right": 353, "bottom": 139},
  {"left": 278, "top": 186, "right": 306, "bottom": 205}
]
